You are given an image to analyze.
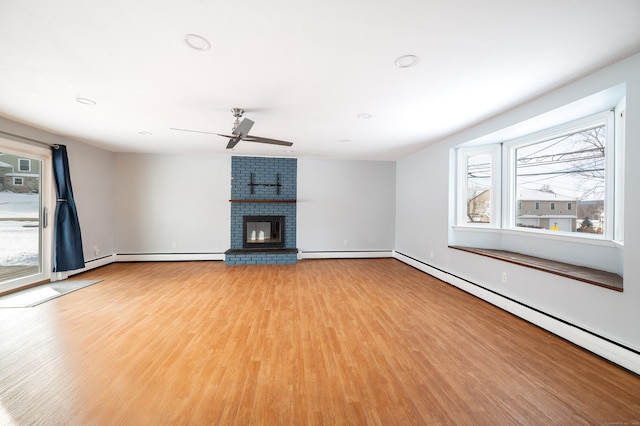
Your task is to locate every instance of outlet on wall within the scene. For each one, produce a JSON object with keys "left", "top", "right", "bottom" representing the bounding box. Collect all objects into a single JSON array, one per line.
[
  {"left": 430, "top": 250, "right": 434, "bottom": 259},
  {"left": 172, "top": 241, "right": 177, "bottom": 249},
  {"left": 501, "top": 272, "right": 507, "bottom": 283}
]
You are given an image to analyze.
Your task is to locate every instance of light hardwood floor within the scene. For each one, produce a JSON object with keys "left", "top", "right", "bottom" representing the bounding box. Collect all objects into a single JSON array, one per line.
[{"left": 0, "top": 259, "right": 638, "bottom": 425}]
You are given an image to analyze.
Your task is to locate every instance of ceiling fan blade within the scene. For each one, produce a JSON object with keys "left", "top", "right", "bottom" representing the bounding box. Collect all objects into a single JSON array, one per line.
[
  {"left": 226, "top": 137, "right": 242, "bottom": 149},
  {"left": 232, "top": 118, "right": 254, "bottom": 138},
  {"left": 170, "top": 127, "right": 219, "bottom": 135},
  {"left": 172, "top": 116, "right": 291, "bottom": 149},
  {"left": 243, "top": 135, "right": 294, "bottom": 147}
]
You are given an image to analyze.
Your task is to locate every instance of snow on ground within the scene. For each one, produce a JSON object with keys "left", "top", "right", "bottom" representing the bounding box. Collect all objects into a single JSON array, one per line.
[
  {"left": 0, "top": 191, "right": 39, "bottom": 218},
  {"left": 0, "top": 192, "right": 39, "bottom": 265}
]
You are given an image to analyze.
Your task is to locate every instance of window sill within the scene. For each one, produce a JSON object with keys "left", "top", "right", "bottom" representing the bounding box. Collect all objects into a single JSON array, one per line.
[
  {"left": 449, "top": 246, "right": 623, "bottom": 292},
  {"left": 452, "top": 225, "right": 619, "bottom": 247}
]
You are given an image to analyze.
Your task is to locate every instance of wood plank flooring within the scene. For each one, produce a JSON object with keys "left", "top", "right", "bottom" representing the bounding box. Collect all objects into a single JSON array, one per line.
[{"left": 0, "top": 259, "right": 638, "bottom": 425}]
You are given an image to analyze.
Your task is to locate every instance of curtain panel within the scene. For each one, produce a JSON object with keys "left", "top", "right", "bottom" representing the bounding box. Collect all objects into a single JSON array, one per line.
[{"left": 52, "top": 145, "right": 85, "bottom": 272}]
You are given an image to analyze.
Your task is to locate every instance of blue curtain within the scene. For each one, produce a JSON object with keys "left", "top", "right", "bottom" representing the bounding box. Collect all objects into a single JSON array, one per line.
[{"left": 52, "top": 145, "right": 85, "bottom": 272}]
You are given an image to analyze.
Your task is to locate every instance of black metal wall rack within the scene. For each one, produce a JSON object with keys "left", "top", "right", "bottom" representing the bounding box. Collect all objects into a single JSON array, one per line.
[{"left": 248, "top": 173, "right": 282, "bottom": 195}]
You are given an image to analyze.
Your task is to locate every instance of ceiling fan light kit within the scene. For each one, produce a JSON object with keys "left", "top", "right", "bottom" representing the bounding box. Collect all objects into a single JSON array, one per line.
[{"left": 171, "top": 108, "right": 293, "bottom": 149}]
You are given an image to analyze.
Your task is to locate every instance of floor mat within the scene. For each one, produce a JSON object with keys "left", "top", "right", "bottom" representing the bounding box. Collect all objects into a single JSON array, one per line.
[{"left": 0, "top": 280, "right": 102, "bottom": 308}]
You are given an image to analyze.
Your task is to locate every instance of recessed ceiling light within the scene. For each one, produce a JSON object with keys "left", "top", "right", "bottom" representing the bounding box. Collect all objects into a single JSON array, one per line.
[
  {"left": 75, "top": 97, "right": 96, "bottom": 105},
  {"left": 138, "top": 131, "right": 152, "bottom": 136},
  {"left": 357, "top": 113, "right": 372, "bottom": 119},
  {"left": 394, "top": 54, "right": 418, "bottom": 68},
  {"left": 184, "top": 34, "right": 210, "bottom": 51}
]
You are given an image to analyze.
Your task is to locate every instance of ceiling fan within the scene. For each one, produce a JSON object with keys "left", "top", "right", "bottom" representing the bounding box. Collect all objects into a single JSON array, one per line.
[{"left": 171, "top": 108, "right": 293, "bottom": 149}]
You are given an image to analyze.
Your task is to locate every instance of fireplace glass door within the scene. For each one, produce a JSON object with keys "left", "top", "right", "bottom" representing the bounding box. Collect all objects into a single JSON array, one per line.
[{"left": 243, "top": 216, "right": 285, "bottom": 248}]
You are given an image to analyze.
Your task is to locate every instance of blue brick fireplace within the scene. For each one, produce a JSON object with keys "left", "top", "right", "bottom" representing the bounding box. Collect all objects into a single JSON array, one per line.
[{"left": 225, "top": 156, "right": 297, "bottom": 265}]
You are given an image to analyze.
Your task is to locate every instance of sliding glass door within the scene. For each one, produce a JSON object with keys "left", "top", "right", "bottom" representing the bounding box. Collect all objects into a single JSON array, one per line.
[{"left": 0, "top": 139, "right": 52, "bottom": 292}]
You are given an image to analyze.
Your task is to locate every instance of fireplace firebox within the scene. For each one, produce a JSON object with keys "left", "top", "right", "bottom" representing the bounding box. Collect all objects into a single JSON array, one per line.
[{"left": 243, "top": 216, "right": 285, "bottom": 249}]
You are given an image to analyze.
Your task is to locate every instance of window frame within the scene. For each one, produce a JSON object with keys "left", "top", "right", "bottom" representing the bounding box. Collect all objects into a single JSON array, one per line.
[{"left": 13, "top": 177, "right": 24, "bottom": 186}]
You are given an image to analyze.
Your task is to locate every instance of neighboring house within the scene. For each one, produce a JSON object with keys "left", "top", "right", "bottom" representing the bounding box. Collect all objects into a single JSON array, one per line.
[
  {"left": 467, "top": 189, "right": 490, "bottom": 223},
  {"left": 516, "top": 188, "right": 577, "bottom": 232},
  {"left": 0, "top": 153, "right": 40, "bottom": 193}
]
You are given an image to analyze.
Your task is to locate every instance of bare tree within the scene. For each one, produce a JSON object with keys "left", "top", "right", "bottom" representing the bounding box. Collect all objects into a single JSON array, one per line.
[{"left": 570, "top": 126, "right": 606, "bottom": 200}]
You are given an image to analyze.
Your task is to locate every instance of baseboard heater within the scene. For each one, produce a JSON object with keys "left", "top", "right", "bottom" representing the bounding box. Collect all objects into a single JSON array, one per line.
[
  {"left": 115, "top": 253, "right": 226, "bottom": 262},
  {"left": 300, "top": 250, "right": 393, "bottom": 259},
  {"left": 393, "top": 251, "right": 640, "bottom": 376}
]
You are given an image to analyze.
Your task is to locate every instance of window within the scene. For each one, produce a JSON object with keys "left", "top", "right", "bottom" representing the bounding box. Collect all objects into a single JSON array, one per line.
[
  {"left": 456, "top": 107, "right": 622, "bottom": 242},
  {"left": 0, "top": 141, "right": 52, "bottom": 294},
  {"left": 456, "top": 145, "right": 500, "bottom": 227},
  {"left": 18, "top": 158, "right": 30, "bottom": 172},
  {"left": 451, "top": 87, "right": 625, "bottom": 279},
  {"left": 509, "top": 113, "right": 612, "bottom": 236}
]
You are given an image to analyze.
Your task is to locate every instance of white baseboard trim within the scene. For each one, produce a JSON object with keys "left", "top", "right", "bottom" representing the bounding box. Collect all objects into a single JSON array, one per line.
[
  {"left": 393, "top": 251, "right": 640, "bottom": 375},
  {"left": 300, "top": 250, "right": 394, "bottom": 260},
  {"left": 394, "top": 252, "right": 449, "bottom": 282},
  {"left": 115, "top": 253, "right": 226, "bottom": 262},
  {"left": 53, "top": 255, "right": 116, "bottom": 281}
]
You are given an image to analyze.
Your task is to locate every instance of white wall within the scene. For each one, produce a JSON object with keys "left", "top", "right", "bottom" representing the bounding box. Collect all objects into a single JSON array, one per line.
[
  {"left": 64, "top": 139, "right": 115, "bottom": 262},
  {"left": 111, "top": 155, "right": 396, "bottom": 257},
  {"left": 396, "top": 52, "right": 640, "bottom": 353},
  {"left": 113, "top": 153, "right": 231, "bottom": 255},
  {"left": 297, "top": 158, "right": 396, "bottom": 253}
]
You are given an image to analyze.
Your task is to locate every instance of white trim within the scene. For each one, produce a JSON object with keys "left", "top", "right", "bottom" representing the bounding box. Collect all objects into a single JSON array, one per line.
[
  {"left": 115, "top": 253, "right": 225, "bottom": 262},
  {"left": 393, "top": 251, "right": 449, "bottom": 282},
  {"left": 452, "top": 226, "right": 620, "bottom": 248},
  {"left": 301, "top": 251, "right": 393, "bottom": 260},
  {"left": 393, "top": 251, "right": 640, "bottom": 375},
  {"left": 96, "top": 251, "right": 393, "bottom": 263},
  {"left": 5, "top": 173, "right": 37, "bottom": 178},
  {"left": 53, "top": 255, "right": 117, "bottom": 280},
  {"left": 614, "top": 98, "right": 625, "bottom": 242}
]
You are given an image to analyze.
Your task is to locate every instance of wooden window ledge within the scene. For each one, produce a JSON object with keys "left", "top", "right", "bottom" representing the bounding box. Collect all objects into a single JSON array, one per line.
[{"left": 449, "top": 246, "right": 623, "bottom": 292}]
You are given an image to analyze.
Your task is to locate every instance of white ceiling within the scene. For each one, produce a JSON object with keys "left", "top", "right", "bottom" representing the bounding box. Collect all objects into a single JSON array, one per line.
[{"left": 1, "top": 1, "right": 639, "bottom": 161}]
